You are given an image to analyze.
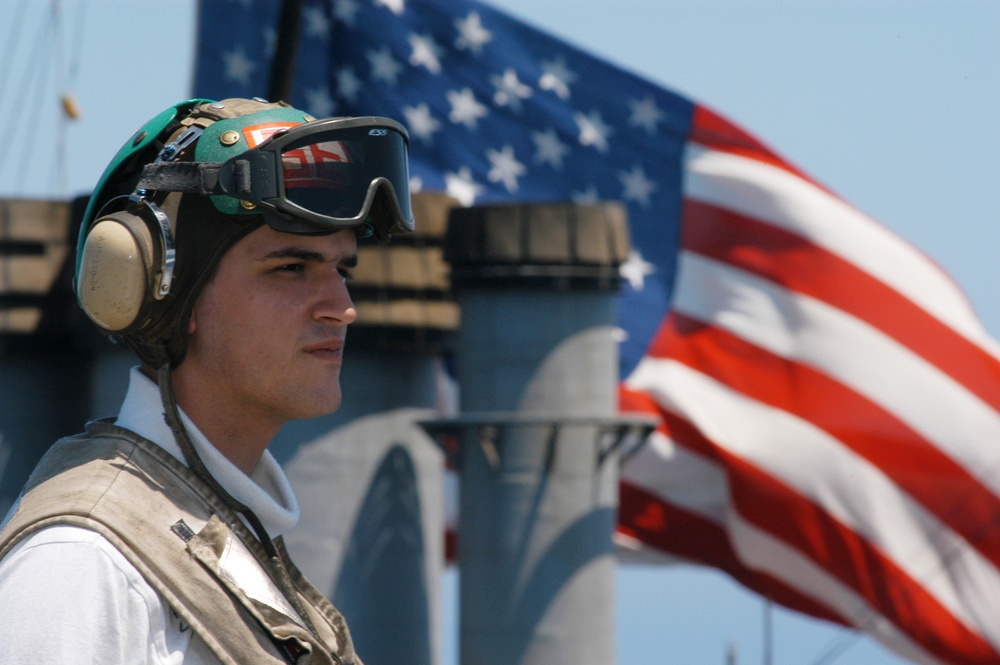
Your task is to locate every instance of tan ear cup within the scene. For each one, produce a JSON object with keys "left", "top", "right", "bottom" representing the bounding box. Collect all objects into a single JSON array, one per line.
[{"left": 77, "top": 211, "right": 156, "bottom": 333}]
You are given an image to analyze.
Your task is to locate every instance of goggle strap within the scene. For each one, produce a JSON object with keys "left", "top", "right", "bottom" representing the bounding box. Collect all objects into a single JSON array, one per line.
[{"left": 136, "top": 161, "right": 225, "bottom": 197}]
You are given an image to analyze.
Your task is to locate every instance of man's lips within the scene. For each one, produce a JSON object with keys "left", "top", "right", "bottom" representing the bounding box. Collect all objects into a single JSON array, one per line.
[{"left": 302, "top": 339, "right": 346, "bottom": 359}]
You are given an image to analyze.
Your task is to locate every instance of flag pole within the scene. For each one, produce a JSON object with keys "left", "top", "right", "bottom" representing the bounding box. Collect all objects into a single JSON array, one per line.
[
  {"left": 764, "top": 598, "right": 774, "bottom": 665},
  {"left": 267, "top": 0, "right": 303, "bottom": 103}
]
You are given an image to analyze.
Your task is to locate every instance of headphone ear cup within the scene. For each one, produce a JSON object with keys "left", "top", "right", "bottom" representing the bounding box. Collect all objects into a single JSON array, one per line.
[{"left": 77, "top": 210, "right": 158, "bottom": 334}]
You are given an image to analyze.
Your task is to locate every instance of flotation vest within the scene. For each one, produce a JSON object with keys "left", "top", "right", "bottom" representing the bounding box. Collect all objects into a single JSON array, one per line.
[{"left": 0, "top": 421, "right": 361, "bottom": 665}]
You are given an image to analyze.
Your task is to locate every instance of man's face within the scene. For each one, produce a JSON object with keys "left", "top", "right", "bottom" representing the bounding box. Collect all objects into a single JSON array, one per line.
[{"left": 180, "top": 225, "right": 359, "bottom": 431}]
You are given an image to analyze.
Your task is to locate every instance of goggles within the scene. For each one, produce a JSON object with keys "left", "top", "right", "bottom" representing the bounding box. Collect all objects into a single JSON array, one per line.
[{"left": 136, "top": 116, "right": 414, "bottom": 240}]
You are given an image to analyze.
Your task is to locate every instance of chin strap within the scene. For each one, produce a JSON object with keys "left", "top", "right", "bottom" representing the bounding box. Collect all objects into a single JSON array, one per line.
[{"left": 156, "top": 364, "right": 323, "bottom": 645}]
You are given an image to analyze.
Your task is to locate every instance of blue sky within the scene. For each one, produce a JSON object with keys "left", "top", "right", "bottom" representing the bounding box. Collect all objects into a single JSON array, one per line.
[{"left": 2, "top": 1, "right": 997, "bottom": 663}]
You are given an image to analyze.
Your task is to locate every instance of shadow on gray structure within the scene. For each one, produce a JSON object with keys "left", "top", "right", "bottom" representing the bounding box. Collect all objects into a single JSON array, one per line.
[
  {"left": 500, "top": 506, "right": 617, "bottom": 664},
  {"left": 280, "top": 406, "right": 445, "bottom": 665},
  {"left": 333, "top": 444, "right": 432, "bottom": 665}
]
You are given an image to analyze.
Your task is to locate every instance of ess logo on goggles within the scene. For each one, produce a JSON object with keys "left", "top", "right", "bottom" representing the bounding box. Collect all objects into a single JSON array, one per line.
[{"left": 136, "top": 116, "right": 414, "bottom": 240}]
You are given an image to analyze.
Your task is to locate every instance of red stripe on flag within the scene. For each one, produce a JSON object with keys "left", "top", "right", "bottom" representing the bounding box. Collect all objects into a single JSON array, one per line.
[
  {"left": 617, "top": 479, "right": 732, "bottom": 566},
  {"left": 651, "top": 312, "right": 1000, "bottom": 571},
  {"left": 681, "top": 199, "right": 1000, "bottom": 414},
  {"left": 688, "top": 105, "right": 834, "bottom": 196},
  {"left": 618, "top": 479, "right": 847, "bottom": 625},
  {"left": 725, "top": 450, "right": 999, "bottom": 663}
]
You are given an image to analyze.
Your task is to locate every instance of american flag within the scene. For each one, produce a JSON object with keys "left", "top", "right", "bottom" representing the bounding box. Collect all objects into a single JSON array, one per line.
[{"left": 194, "top": 0, "right": 1000, "bottom": 662}]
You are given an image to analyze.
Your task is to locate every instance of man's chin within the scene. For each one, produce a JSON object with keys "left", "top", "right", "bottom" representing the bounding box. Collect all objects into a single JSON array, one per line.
[{"left": 292, "top": 393, "right": 342, "bottom": 422}]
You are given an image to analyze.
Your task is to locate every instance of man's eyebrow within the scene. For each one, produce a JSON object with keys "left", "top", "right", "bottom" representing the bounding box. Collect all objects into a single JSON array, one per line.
[{"left": 261, "top": 247, "right": 358, "bottom": 267}]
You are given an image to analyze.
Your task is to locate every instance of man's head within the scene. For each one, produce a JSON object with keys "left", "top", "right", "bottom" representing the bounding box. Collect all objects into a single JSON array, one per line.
[{"left": 75, "top": 98, "right": 412, "bottom": 369}]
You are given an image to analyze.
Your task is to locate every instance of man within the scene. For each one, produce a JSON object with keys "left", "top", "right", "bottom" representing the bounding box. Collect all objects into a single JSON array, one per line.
[{"left": 0, "top": 98, "right": 413, "bottom": 663}]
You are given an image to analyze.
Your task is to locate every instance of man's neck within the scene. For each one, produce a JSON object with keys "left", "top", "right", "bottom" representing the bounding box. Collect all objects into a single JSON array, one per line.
[{"left": 146, "top": 365, "right": 277, "bottom": 476}]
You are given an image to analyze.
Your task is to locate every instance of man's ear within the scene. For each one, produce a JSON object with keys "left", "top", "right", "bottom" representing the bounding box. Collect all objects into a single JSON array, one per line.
[{"left": 187, "top": 311, "right": 197, "bottom": 335}]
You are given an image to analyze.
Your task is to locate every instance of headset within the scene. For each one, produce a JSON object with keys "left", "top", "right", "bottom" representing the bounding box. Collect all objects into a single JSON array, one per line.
[{"left": 76, "top": 193, "right": 177, "bottom": 334}]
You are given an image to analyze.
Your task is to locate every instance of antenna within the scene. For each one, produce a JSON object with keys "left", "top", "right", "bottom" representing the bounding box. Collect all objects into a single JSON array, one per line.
[
  {"left": 726, "top": 641, "right": 738, "bottom": 665},
  {"left": 268, "top": 0, "right": 304, "bottom": 103}
]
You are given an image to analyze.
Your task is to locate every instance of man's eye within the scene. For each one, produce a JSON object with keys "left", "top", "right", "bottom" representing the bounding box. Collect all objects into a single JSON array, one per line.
[{"left": 275, "top": 263, "right": 305, "bottom": 273}]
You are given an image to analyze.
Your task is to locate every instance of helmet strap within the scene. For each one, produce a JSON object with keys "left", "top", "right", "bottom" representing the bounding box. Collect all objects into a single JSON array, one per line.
[{"left": 155, "top": 363, "right": 322, "bottom": 639}]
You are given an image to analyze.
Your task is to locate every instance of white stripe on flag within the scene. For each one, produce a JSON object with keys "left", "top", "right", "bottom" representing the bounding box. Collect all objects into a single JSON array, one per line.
[
  {"left": 673, "top": 251, "right": 1000, "bottom": 492},
  {"left": 683, "top": 144, "right": 996, "bottom": 352}
]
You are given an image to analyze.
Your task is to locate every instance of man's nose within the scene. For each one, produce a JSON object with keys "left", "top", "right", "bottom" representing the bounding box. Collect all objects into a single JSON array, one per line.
[{"left": 314, "top": 274, "right": 358, "bottom": 325}]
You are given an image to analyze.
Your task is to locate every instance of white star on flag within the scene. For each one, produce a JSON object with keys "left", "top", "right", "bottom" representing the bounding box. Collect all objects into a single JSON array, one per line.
[
  {"left": 532, "top": 128, "right": 570, "bottom": 169},
  {"left": 222, "top": 47, "right": 255, "bottom": 85},
  {"left": 539, "top": 56, "right": 576, "bottom": 100},
  {"left": 454, "top": 12, "right": 492, "bottom": 54},
  {"left": 368, "top": 47, "right": 404, "bottom": 86},
  {"left": 571, "top": 185, "right": 600, "bottom": 205},
  {"left": 336, "top": 67, "right": 363, "bottom": 103},
  {"left": 629, "top": 96, "right": 666, "bottom": 134},
  {"left": 575, "top": 110, "right": 613, "bottom": 152},
  {"left": 487, "top": 145, "right": 527, "bottom": 192},
  {"left": 619, "top": 165, "right": 658, "bottom": 207},
  {"left": 445, "top": 166, "right": 485, "bottom": 206},
  {"left": 409, "top": 33, "right": 444, "bottom": 73},
  {"left": 304, "top": 85, "right": 336, "bottom": 118},
  {"left": 447, "top": 88, "right": 490, "bottom": 128},
  {"left": 375, "top": 0, "right": 405, "bottom": 15},
  {"left": 491, "top": 68, "right": 532, "bottom": 111},
  {"left": 403, "top": 103, "right": 441, "bottom": 142},
  {"left": 619, "top": 249, "right": 656, "bottom": 291},
  {"left": 303, "top": 4, "right": 330, "bottom": 39},
  {"left": 332, "top": 0, "right": 360, "bottom": 27}
]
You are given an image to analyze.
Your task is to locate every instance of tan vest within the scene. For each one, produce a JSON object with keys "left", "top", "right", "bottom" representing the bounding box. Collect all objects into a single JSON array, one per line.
[{"left": 0, "top": 421, "right": 361, "bottom": 665}]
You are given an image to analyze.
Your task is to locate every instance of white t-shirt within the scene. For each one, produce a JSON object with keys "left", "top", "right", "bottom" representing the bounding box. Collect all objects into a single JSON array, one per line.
[{"left": 0, "top": 367, "right": 301, "bottom": 664}]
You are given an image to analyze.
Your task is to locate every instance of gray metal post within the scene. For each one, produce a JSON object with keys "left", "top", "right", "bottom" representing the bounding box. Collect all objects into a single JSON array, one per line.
[{"left": 421, "top": 202, "right": 653, "bottom": 665}]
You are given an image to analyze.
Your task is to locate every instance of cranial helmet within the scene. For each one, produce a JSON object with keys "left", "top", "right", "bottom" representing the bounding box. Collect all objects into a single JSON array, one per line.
[{"left": 75, "top": 98, "right": 413, "bottom": 368}]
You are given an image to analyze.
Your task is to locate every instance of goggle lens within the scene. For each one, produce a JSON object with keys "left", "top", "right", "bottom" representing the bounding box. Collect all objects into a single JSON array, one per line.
[{"left": 277, "top": 126, "right": 411, "bottom": 228}]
